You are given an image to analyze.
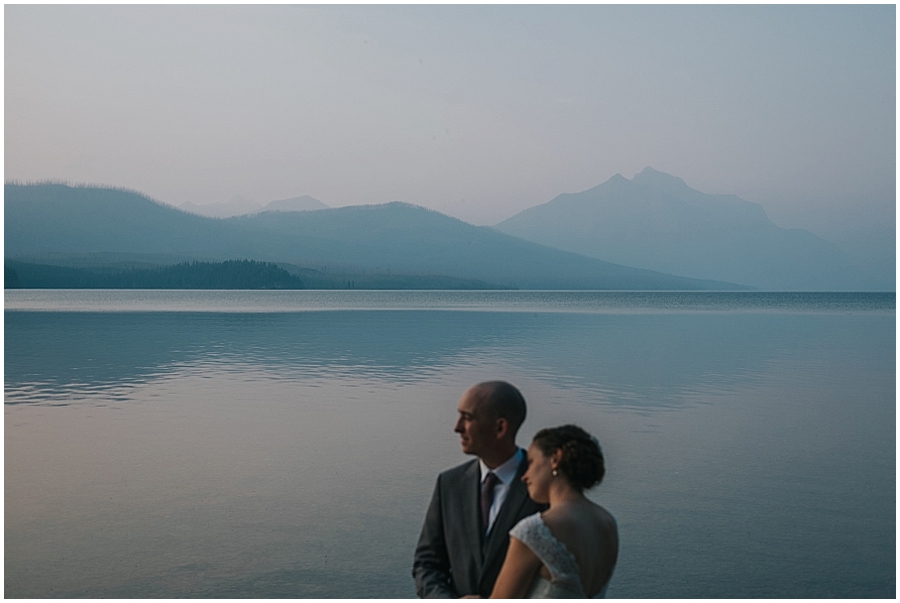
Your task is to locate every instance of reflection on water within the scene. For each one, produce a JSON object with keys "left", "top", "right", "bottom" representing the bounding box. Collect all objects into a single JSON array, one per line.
[
  {"left": 4, "top": 292, "right": 896, "bottom": 598},
  {"left": 7, "top": 309, "right": 892, "bottom": 413}
]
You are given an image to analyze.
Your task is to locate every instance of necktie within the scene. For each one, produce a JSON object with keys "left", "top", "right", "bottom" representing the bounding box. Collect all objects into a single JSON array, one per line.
[{"left": 480, "top": 472, "right": 500, "bottom": 533}]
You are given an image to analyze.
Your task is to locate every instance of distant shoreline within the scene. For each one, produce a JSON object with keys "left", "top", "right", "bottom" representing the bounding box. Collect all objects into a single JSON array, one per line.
[{"left": 5, "top": 258, "right": 512, "bottom": 291}]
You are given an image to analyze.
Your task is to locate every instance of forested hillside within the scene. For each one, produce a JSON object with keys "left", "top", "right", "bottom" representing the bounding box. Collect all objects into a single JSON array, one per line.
[{"left": 6, "top": 259, "right": 304, "bottom": 289}]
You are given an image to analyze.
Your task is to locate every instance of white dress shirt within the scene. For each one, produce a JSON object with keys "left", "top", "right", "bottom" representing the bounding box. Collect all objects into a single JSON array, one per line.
[{"left": 479, "top": 448, "right": 525, "bottom": 533}]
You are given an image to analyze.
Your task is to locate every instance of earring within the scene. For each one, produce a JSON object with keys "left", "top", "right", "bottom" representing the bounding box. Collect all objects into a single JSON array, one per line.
[{"left": 551, "top": 469, "right": 558, "bottom": 477}]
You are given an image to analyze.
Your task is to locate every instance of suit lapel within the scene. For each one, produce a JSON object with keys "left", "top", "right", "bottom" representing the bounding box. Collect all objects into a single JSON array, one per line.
[{"left": 462, "top": 460, "right": 486, "bottom": 561}]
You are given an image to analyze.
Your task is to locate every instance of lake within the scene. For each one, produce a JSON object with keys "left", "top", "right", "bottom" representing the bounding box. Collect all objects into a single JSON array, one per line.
[{"left": 4, "top": 290, "right": 895, "bottom": 598}]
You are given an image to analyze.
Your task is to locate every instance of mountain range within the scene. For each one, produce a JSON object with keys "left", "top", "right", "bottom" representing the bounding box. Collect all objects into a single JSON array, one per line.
[
  {"left": 7, "top": 169, "right": 888, "bottom": 291},
  {"left": 5, "top": 183, "right": 734, "bottom": 290},
  {"left": 496, "top": 168, "right": 880, "bottom": 291}
]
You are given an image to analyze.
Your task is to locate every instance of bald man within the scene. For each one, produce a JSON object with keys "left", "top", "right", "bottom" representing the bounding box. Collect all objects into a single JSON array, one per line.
[{"left": 413, "top": 381, "right": 547, "bottom": 598}]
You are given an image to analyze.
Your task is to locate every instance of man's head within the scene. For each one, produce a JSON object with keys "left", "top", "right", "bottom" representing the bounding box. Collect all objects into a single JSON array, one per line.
[{"left": 454, "top": 381, "right": 527, "bottom": 467}]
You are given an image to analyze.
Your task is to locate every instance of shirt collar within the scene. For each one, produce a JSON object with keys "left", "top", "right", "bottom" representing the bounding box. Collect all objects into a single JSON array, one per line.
[{"left": 479, "top": 448, "right": 524, "bottom": 485}]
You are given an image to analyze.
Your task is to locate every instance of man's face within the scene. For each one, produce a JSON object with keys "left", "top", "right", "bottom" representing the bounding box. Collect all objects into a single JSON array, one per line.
[{"left": 454, "top": 388, "right": 497, "bottom": 458}]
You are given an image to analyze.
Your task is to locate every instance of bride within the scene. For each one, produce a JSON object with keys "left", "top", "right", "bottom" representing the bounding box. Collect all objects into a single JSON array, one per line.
[{"left": 490, "top": 425, "right": 618, "bottom": 598}]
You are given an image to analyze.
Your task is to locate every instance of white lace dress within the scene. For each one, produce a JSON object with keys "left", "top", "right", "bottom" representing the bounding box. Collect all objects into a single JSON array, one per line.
[{"left": 509, "top": 512, "right": 609, "bottom": 599}]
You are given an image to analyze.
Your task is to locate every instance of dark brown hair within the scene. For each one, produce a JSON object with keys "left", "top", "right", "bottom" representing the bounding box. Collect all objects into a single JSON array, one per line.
[{"left": 532, "top": 424, "right": 605, "bottom": 490}]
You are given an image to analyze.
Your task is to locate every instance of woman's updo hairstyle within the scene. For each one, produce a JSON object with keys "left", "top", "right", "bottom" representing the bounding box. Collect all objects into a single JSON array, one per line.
[{"left": 532, "top": 424, "right": 605, "bottom": 490}]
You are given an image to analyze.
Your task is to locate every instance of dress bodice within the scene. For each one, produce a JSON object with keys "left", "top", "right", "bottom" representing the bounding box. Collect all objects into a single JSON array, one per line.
[{"left": 510, "top": 512, "right": 606, "bottom": 598}]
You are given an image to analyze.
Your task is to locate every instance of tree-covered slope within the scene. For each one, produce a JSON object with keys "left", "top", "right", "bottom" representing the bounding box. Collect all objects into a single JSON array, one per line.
[{"left": 5, "top": 259, "right": 304, "bottom": 289}]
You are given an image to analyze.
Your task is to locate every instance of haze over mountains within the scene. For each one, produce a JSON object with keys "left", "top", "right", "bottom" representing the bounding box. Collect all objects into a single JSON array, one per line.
[
  {"left": 179, "top": 194, "right": 328, "bottom": 218},
  {"left": 6, "top": 168, "right": 891, "bottom": 291},
  {"left": 496, "top": 168, "right": 885, "bottom": 291},
  {"left": 6, "top": 183, "right": 733, "bottom": 291}
]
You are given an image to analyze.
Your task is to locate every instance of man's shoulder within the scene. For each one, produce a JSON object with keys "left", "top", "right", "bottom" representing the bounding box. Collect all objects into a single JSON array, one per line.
[{"left": 437, "top": 458, "right": 478, "bottom": 482}]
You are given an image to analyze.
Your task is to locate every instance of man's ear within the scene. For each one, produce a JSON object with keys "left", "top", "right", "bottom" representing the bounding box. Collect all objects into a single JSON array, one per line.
[{"left": 495, "top": 417, "right": 509, "bottom": 439}]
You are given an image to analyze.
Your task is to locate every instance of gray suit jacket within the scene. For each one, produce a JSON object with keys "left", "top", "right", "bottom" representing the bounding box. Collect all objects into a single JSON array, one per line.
[{"left": 413, "top": 452, "right": 547, "bottom": 598}]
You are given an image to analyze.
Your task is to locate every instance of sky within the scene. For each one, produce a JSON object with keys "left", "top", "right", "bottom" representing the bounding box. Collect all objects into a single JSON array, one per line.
[{"left": 5, "top": 4, "right": 896, "bottom": 230}]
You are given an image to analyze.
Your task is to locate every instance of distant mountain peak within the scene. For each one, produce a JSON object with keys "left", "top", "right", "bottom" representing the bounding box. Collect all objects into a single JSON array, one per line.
[
  {"left": 579, "top": 172, "right": 631, "bottom": 196},
  {"left": 265, "top": 195, "right": 328, "bottom": 212},
  {"left": 635, "top": 166, "right": 666, "bottom": 177},
  {"left": 494, "top": 168, "right": 875, "bottom": 290},
  {"left": 632, "top": 167, "right": 691, "bottom": 191},
  {"left": 180, "top": 196, "right": 262, "bottom": 218},
  {"left": 602, "top": 173, "right": 630, "bottom": 187}
]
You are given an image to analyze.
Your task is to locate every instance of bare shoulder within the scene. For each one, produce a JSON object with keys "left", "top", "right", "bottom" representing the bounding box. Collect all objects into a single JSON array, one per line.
[
  {"left": 537, "top": 504, "right": 571, "bottom": 532},
  {"left": 540, "top": 500, "right": 618, "bottom": 558},
  {"left": 539, "top": 502, "right": 591, "bottom": 539},
  {"left": 591, "top": 502, "right": 618, "bottom": 530},
  {"left": 542, "top": 500, "right": 615, "bottom": 529},
  {"left": 585, "top": 501, "right": 618, "bottom": 547}
]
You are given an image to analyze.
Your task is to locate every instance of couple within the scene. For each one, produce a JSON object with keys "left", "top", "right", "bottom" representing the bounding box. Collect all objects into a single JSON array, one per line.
[{"left": 413, "top": 381, "right": 618, "bottom": 598}]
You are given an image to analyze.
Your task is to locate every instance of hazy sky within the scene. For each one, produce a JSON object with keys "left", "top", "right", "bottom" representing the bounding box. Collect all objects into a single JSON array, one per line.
[{"left": 5, "top": 4, "right": 895, "bottom": 227}]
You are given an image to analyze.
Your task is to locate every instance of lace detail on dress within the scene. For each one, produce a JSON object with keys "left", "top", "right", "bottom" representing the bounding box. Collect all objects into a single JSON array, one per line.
[{"left": 509, "top": 513, "right": 585, "bottom": 597}]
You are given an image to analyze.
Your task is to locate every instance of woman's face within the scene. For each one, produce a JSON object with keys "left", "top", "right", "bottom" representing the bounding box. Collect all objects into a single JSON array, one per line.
[{"left": 522, "top": 443, "right": 554, "bottom": 504}]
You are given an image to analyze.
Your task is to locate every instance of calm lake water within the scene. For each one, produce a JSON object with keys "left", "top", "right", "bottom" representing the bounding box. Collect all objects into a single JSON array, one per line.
[{"left": 5, "top": 290, "right": 895, "bottom": 598}]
